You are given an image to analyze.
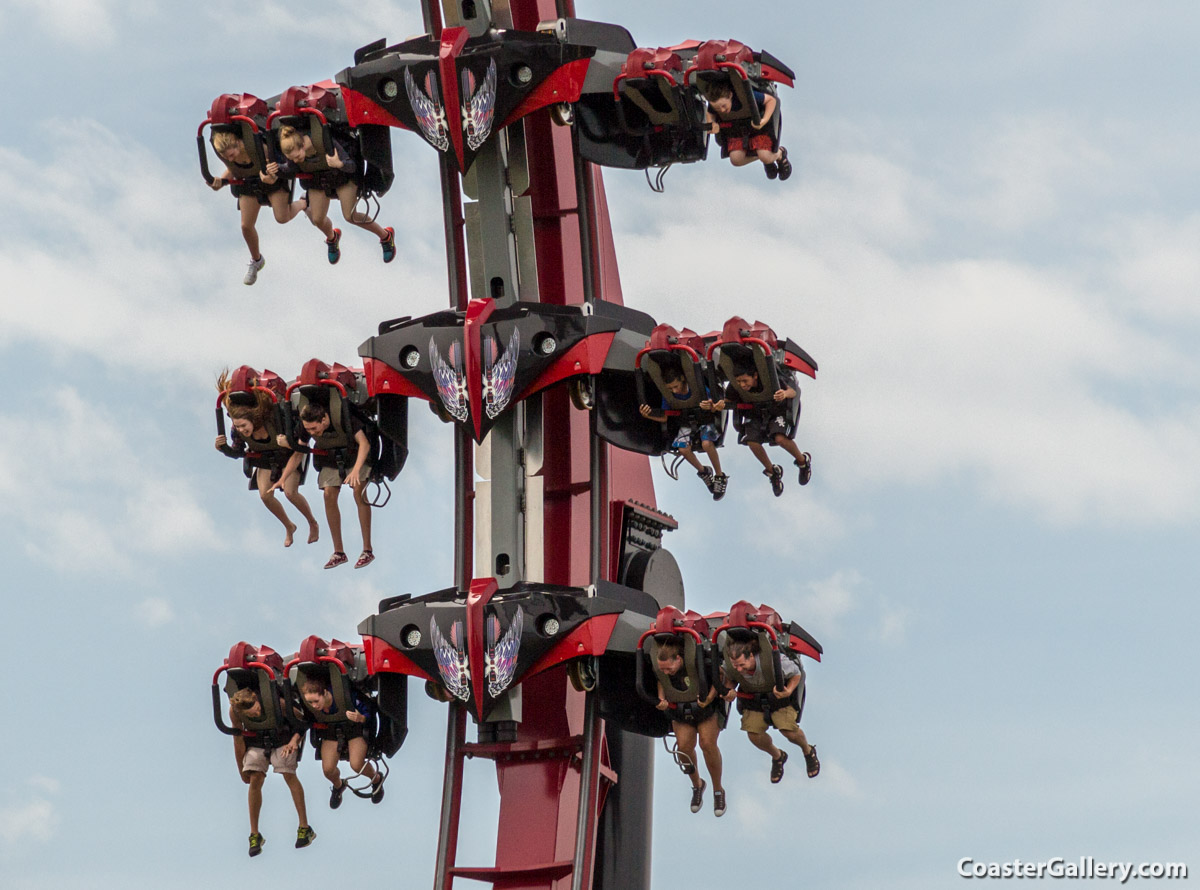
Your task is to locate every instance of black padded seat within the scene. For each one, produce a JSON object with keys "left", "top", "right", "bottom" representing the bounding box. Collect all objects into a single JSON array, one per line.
[
  {"left": 716, "top": 342, "right": 779, "bottom": 405},
  {"left": 225, "top": 668, "right": 285, "bottom": 732},
  {"left": 291, "top": 384, "right": 353, "bottom": 444},
  {"left": 645, "top": 635, "right": 707, "bottom": 704},
  {"left": 210, "top": 120, "right": 270, "bottom": 176},
  {"left": 719, "top": 629, "right": 782, "bottom": 694},
  {"left": 294, "top": 662, "right": 357, "bottom": 724},
  {"left": 642, "top": 351, "right": 707, "bottom": 412}
]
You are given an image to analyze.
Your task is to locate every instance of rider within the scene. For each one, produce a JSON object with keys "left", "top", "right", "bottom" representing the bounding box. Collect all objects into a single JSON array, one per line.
[
  {"left": 299, "top": 674, "right": 385, "bottom": 808},
  {"left": 723, "top": 636, "right": 819, "bottom": 784},
  {"left": 272, "top": 125, "right": 396, "bottom": 265},
  {"left": 207, "top": 130, "right": 308, "bottom": 284},
  {"left": 639, "top": 357, "right": 728, "bottom": 500},
  {"left": 700, "top": 80, "right": 791, "bottom": 181},
  {"left": 655, "top": 636, "right": 727, "bottom": 816},
  {"left": 215, "top": 371, "right": 320, "bottom": 547},
  {"left": 229, "top": 687, "right": 315, "bottom": 855},
  {"left": 712, "top": 360, "right": 811, "bottom": 497}
]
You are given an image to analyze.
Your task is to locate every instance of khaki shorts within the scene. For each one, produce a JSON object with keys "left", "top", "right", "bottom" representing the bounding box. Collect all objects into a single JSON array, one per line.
[
  {"left": 317, "top": 463, "right": 371, "bottom": 490},
  {"left": 241, "top": 745, "right": 298, "bottom": 775},
  {"left": 740, "top": 705, "right": 799, "bottom": 734}
]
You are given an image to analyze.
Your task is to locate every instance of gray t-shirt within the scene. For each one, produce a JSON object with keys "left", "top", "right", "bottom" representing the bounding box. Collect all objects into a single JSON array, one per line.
[{"left": 732, "top": 652, "right": 800, "bottom": 686}]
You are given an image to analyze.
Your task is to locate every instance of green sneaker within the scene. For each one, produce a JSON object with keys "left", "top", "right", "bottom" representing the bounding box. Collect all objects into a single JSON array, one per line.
[
  {"left": 295, "top": 825, "right": 316, "bottom": 848},
  {"left": 248, "top": 832, "right": 265, "bottom": 857}
]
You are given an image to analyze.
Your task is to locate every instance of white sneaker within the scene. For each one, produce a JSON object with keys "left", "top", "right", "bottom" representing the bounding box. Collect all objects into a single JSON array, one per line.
[{"left": 244, "top": 255, "right": 266, "bottom": 285}]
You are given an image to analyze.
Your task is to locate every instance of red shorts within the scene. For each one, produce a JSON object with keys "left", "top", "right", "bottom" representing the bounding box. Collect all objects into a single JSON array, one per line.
[{"left": 725, "top": 133, "right": 774, "bottom": 154}]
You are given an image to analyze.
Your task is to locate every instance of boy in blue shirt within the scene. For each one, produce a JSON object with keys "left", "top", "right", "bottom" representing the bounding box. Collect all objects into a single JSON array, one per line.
[{"left": 640, "top": 363, "right": 728, "bottom": 500}]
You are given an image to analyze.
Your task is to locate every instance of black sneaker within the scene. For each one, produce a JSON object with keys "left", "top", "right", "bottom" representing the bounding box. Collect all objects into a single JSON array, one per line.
[
  {"left": 326, "top": 228, "right": 342, "bottom": 265},
  {"left": 697, "top": 467, "right": 715, "bottom": 493},
  {"left": 689, "top": 778, "right": 707, "bottom": 814},
  {"left": 329, "top": 781, "right": 344, "bottom": 810},
  {"left": 248, "top": 832, "right": 265, "bottom": 857},
  {"left": 370, "top": 773, "right": 385, "bottom": 804},
  {"left": 764, "top": 161, "right": 778, "bottom": 180},
  {"left": 796, "top": 452, "right": 812, "bottom": 486},
  {"left": 713, "top": 789, "right": 727, "bottom": 817},
  {"left": 776, "top": 147, "right": 793, "bottom": 181},
  {"left": 295, "top": 825, "right": 316, "bottom": 848},
  {"left": 712, "top": 473, "right": 728, "bottom": 501},
  {"left": 765, "top": 465, "right": 784, "bottom": 497}
]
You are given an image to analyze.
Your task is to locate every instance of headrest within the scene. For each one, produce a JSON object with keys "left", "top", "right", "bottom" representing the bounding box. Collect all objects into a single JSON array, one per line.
[
  {"left": 226, "top": 365, "right": 286, "bottom": 402},
  {"left": 297, "top": 634, "right": 356, "bottom": 668},
  {"left": 692, "top": 39, "right": 754, "bottom": 71},
  {"left": 297, "top": 359, "right": 358, "bottom": 393},
  {"left": 621, "top": 47, "right": 684, "bottom": 82},
  {"left": 290, "top": 360, "right": 362, "bottom": 427},
  {"left": 726, "top": 600, "right": 784, "bottom": 634},
  {"left": 226, "top": 641, "right": 284, "bottom": 676},
  {"left": 229, "top": 365, "right": 261, "bottom": 393},
  {"left": 209, "top": 93, "right": 269, "bottom": 125},
  {"left": 719, "top": 316, "right": 778, "bottom": 350},
  {"left": 651, "top": 605, "right": 711, "bottom": 639},
  {"left": 276, "top": 84, "right": 340, "bottom": 118},
  {"left": 647, "top": 323, "right": 706, "bottom": 353}
]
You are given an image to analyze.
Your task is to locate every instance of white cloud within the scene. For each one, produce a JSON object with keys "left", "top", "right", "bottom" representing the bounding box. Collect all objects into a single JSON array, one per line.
[
  {"left": 1104, "top": 214, "right": 1200, "bottom": 326},
  {"left": 798, "top": 570, "right": 860, "bottom": 633},
  {"left": 136, "top": 596, "right": 175, "bottom": 627},
  {"left": 874, "top": 598, "right": 909, "bottom": 645},
  {"left": 204, "top": 0, "right": 422, "bottom": 46},
  {"left": 0, "top": 799, "right": 58, "bottom": 845},
  {"left": 316, "top": 577, "right": 389, "bottom": 636},
  {"left": 956, "top": 115, "right": 1117, "bottom": 231},
  {"left": 0, "top": 387, "right": 224, "bottom": 575},
  {"left": 815, "top": 758, "right": 861, "bottom": 800},
  {"left": 26, "top": 776, "right": 60, "bottom": 796},
  {"left": 7, "top": 0, "right": 121, "bottom": 46}
]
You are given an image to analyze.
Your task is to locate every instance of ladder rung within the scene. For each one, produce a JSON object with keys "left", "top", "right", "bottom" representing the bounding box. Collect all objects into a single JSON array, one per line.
[
  {"left": 450, "top": 861, "right": 574, "bottom": 883},
  {"left": 462, "top": 735, "right": 583, "bottom": 761}
]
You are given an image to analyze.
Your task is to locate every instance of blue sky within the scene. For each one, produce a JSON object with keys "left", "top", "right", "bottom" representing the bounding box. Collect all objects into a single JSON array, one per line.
[{"left": 2, "top": 1, "right": 1199, "bottom": 887}]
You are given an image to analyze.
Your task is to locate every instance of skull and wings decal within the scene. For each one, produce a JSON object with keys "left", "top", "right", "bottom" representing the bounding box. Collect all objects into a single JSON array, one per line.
[
  {"left": 482, "top": 327, "right": 519, "bottom": 420},
  {"left": 484, "top": 607, "right": 523, "bottom": 699},
  {"left": 404, "top": 59, "right": 496, "bottom": 156},
  {"left": 404, "top": 68, "right": 450, "bottom": 153},
  {"left": 430, "top": 618, "right": 470, "bottom": 702},
  {"left": 461, "top": 59, "right": 497, "bottom": 152},
  {"left": 429, "top": 336, "right": 469, "bottom": 423},
  {"left": 430, "top": 608, "right": 524, "bottom": 704}
]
